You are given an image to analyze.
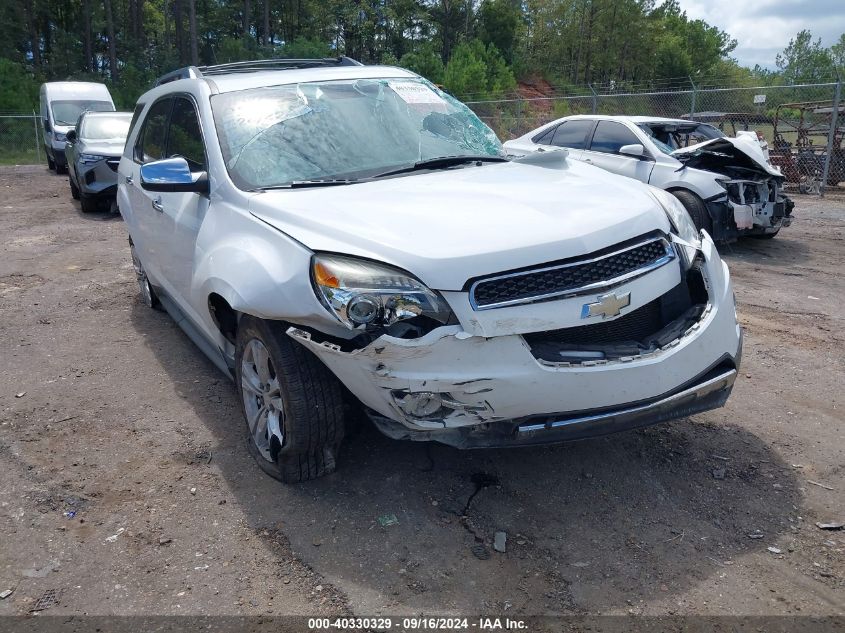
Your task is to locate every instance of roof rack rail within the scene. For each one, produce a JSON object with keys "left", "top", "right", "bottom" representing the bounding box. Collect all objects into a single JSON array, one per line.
[
  {"left": 153, "top": 57, "right": 362, "bottom": 86},
  {"left": 154, "top": 66, "right": 203, "bottom": 86}
]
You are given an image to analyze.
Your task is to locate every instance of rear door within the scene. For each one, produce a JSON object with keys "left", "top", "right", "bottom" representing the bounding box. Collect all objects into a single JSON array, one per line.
[
  {"left": 580, "top": 120, "right": 655, "bottom": 183},
  {"left": 546, "top": 119, "right": 595, "bottom": 160}
]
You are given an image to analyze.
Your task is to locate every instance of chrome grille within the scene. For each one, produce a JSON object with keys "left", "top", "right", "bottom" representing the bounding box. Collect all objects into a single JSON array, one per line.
[{"left": 470, "top": 237, "right": 675, "bottom": 310}]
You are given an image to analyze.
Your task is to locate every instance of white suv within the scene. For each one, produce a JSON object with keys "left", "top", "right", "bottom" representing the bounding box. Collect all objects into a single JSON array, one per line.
[{"left": 119, "top": 59, "right": 742, "bottom": 483}]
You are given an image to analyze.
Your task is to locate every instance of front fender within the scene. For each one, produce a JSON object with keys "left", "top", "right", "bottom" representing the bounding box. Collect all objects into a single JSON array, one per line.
[
  {"left": 191, "top": 213, "right": 353, "bottom": 339},
  {"left": 653, "top": 165, "right": 724, "bottom": 200}
]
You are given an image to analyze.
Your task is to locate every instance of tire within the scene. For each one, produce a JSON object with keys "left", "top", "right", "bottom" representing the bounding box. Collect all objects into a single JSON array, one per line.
[
  {"left": 235, "top": 316, "right": 345, "bottom": 483},
  {"left": 671, "top": 189, "right": 712, "bottom": 234},
  {"left": 80, "top": 195, "right": 99, "bottom": 213},
  {"left": 69, "top": 177, "right": 80, "bottom": 200},
  {"left": 130, "top": 240, "right": 161, "bottom": 310},
  {"left": 55, "top": 162, "right": 67, "bottom": 175},
  {"left": 47, "top": 155, "right": 55, "bottom": 171}
]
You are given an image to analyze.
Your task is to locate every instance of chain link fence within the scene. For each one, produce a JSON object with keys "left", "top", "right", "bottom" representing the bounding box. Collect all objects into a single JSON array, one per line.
[
  {"left": 465, "top": 80, "right": 844, "bottom": 194},
  {"left": 0, "top": 112, "right": 43, "bottom": 166}
]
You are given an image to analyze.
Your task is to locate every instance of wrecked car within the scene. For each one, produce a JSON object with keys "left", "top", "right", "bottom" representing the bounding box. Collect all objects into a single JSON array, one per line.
[
  {"left": 505, "top": 115, "right": 794, "bottom": 241},
  {"left": 65, "top": 111, "right": 133, "bottom": 212},
  {"left": 119, "top": 59, "right": 742, "bottom": 483}
]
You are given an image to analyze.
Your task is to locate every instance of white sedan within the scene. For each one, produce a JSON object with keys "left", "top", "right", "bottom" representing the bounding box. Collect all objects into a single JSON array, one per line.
[{"left": 505, "top": 115, "right": 793, "bottom": 241}]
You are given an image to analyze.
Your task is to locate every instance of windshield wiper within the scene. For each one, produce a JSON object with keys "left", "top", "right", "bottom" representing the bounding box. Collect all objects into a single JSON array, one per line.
[
  {"left": 373, "top": 155, "right": 508, "bottom": 179},
  {"left": 259, "top": 179, "right": 359, "bottom": 190}
]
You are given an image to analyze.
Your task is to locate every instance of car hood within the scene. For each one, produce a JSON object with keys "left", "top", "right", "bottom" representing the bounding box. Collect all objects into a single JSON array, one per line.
[
  {"left": 249, "top": 158, "right": 671, "bottom": 290},
  {"left": 79, "top": 140, "right": 125, "bottom": 157},
  {"left": 672, "top": 136, "right": 782, "bottom": 177}
]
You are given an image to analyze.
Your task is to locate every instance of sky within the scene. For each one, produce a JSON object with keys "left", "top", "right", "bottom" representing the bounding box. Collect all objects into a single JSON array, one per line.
[{"left": 677, "top": 0, "right": 845, "bottom": 69}]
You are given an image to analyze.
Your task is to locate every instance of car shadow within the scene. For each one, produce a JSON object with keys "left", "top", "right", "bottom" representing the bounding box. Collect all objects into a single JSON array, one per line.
[
  {"left": 719, "top": 234, "right": 811, "bottom": 266},
  {"left": 129, "top": 300, "right": 800, "bottom": 615},
  {"left": 68, "top": 197, "right": 123, "bottom": 221}
]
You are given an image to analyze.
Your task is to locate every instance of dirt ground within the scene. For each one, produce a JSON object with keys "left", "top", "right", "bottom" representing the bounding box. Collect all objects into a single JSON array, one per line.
[{"left": 1, "top": 165, "right": 843, "bottom": 619}]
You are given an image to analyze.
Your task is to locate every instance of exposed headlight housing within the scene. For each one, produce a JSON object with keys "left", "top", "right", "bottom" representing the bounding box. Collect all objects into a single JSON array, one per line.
[
  {"left": 54, "top": 132, "right": 67, "bottom": 142},
  {"left": 311, "top": 254, "right": 454, "bottom": 331},
  {"left": 80, "top": 153, "right": 107, "bottom": 164},
  {"left": 649, "top": 187, "right": 701, "bottom": 247}
]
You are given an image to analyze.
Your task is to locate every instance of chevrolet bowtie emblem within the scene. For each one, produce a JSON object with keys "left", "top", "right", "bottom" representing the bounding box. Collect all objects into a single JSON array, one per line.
[{"left": 581, "top": 291, "right": 631, "bottom": 319}]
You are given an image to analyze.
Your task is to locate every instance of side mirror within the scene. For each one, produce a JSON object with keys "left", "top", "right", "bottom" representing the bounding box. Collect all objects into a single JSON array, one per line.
[
  {"left": 43, "top": 119, "right": 51, "bottom": 133},
  {"left": 140, "top": 157, "right": 209, "bottom": 194},
  {"left": 619, "top": 143, "right": 647, "bottom": 159},
  {"left": 66, "top": 129, "right": 77, "bottom": 143}
]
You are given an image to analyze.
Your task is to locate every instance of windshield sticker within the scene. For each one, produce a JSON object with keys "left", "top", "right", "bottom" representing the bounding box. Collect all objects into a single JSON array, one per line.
[{"left": 388, "top": 82, "right": 445, "bottom": 105}]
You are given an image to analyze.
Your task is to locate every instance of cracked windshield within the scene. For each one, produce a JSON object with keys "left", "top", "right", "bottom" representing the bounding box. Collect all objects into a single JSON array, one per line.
[{"left": 211, "top": 78, "right": 503, "bottom": 189}]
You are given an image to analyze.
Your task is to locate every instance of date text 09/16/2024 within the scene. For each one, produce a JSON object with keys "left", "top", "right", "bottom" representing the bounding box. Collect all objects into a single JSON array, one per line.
[{"left": 307, "top": 617, "right": 528, "bottom": 630}]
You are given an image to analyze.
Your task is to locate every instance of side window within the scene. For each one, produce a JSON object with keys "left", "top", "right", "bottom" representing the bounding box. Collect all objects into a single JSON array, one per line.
[
  {"left": 532, "top": 125, "right": 557, "bottom": 145},
  {"left": 167, "top": 98, "right": 206, "bottom": 172},
  {"left": 127, "top": 102, "right": 145, "bottom": 147},
  {"left": 589, "top": 121, "right": 642, "bottom": 154},
  {"left": 135, "top": 99, "right": 171, "bottom": 163},
  {"left": 550, "top": 120, "right": 594, "bottom": 150}
]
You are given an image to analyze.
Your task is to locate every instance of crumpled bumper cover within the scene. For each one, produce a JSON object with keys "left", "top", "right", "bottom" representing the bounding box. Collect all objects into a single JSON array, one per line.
[
  {"left": 367, "top": 357, "right": 737, "bottom": 448},
  {"left": 289, "top": 242, "right": 741, "bottom": 449}
]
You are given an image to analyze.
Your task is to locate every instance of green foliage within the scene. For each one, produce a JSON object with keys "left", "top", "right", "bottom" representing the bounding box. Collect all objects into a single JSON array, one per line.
[
  {"left": 478, "top": 0, "right": 521, "bottom": 64},
  {"left": 832, "top": 34, "right": 845, "bottom": 76},
  {"left": 653, "top": 35, "right": 692, "bottom": 80},
  {"left": 279, "top": 37, "right": 331, "bottom": 60},
  {"left": 111, "top": 65, "right": 155, "bottom": 110},
  {"left": 777, "top": 30, "right": 836, "bottom": 83},
  {"left": 399, "top": 45, "right": 445, "bottom": 84},
  {"left": 443, "top": 40, "right": 516, "bottom": 98},
  {"left": 0, "top": 0, "right": 840, "bottom": 117},
  {"left": 0, "top": 59, "right": 38, "bottom": 112},
  {"left": 443, "top": 41, "right": 489, "bottom": 97}
]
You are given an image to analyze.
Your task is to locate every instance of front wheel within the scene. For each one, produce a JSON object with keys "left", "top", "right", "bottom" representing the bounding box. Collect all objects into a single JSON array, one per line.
[
  {"left": 69, "top": 177, "right": 80, "bottom": 200},
  {"left": 671, "top": 189, "right": 712, "bottom": 234},
  {"left": 80, "top": 195, "right": 99, "bottom": 213},
  {"left": 235, "top": 316, "right": 345, "bottom": 483}
]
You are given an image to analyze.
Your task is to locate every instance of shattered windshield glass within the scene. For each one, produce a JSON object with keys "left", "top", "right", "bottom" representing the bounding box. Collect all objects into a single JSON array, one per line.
[{"left": 211, "top": 78, "right": 503, "bottom": 189}]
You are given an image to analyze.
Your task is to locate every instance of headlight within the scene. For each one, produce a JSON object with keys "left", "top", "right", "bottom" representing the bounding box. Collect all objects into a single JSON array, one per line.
[
  {"left": 649, "top": 187, "right": 701, "bottom": 247},
  {"left": 54, "top": 132, "right": 67, "bottom": 142},
  {"left": 311, "top": 254, "right": 454, "bottom": 331},
  {"left": 80, "top": 153, "right": 107, "bottom": 164}
]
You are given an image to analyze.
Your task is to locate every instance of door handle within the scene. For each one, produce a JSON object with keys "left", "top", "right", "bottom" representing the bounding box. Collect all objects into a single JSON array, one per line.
[
  {"left": 151, "top": 197, "right": 164, "bottom": 212},
  {"left": 583, "top": 158, "right": 593, "bottom": 163},
  {"left": 125, "top": 175, "right": 133, "bottom": 185}
]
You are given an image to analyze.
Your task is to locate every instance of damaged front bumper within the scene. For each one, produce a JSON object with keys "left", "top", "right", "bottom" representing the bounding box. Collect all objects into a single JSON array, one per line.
[
  {"left": 289, "top": 243, "right": 742, "bottom": 449},
  {"left": 75, "top": 157, "right": 121, "bottom": 197},
  {"left": 368, "top": 358, "right": 737, "bottom": 448},
  {"left": 707, "top": 180, "right": 794, "bottom": 241}
]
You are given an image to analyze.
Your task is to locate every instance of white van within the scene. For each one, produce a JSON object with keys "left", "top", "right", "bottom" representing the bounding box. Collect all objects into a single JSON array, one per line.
[{"left": 40, "top": 82, "right": 115, "bottom": 174}]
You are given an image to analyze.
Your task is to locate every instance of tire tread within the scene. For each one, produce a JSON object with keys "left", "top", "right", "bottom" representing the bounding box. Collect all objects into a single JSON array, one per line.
[{"left": 236, "top": 317, "right": 345, "bottom": 484}]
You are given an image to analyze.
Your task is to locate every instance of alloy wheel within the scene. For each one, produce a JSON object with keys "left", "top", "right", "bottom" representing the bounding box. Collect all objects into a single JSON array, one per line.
[{"left": 240, "top": 338, "right": 285, "bottom": 462}]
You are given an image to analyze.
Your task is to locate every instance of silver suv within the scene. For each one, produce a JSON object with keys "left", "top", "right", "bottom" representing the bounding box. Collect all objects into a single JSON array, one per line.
[{"left": 119, "top": 59, "right": 741, "bottom": 483}]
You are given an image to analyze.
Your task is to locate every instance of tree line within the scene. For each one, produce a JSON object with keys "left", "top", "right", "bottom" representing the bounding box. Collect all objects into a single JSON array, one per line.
[{"left": 0, "top": 0, "right": 843, "bottom": 112}]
